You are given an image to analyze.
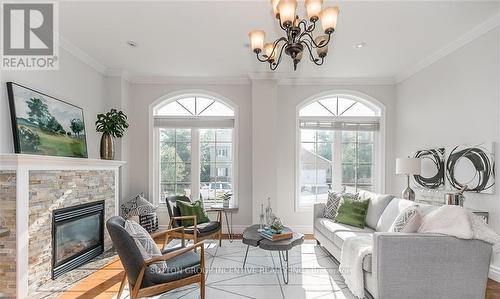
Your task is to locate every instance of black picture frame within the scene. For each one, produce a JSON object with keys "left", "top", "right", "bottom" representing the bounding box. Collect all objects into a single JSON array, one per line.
[{"left": 6, "top": 82, "right": 88, "bottom": 158}]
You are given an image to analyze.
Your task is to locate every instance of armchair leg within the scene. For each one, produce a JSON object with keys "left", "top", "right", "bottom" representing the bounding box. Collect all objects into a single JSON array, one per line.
[
  {"left": 117, "top": 272, "right": 126, "bottom": 299},
  {"left": 219, "top": 231, "right": 222, "bottom": 247},
  {"left": 200, "top": 274, "right": 206, "bottom": 299}
]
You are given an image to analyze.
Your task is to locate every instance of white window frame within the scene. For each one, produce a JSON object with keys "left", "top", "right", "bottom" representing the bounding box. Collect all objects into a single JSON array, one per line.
[
  {"left": 149, "top": 91, "right": 239, "bottom": 207},
  {"left": 295, "top": 91, "right": 386, "bottom": 211}
]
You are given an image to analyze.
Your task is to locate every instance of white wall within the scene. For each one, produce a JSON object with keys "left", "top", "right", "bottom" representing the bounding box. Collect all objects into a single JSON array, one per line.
[
  {"left": 0, "top": 49, "right": 106, "bottom": 159},
  {"left": 394, "top": 28, "right": 500, "bottom": 277},
  {"left": 251, "top": 79, "right": 278, "bottom": 224}
]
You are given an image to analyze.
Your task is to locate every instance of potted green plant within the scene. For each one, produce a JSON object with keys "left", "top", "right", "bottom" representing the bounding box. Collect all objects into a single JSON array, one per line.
[
  {"left": 95, "top": 109, "right": 129, "bottom": 160},
  {"left": 219, "top": 191, "right": 232, "bottom": 208}
]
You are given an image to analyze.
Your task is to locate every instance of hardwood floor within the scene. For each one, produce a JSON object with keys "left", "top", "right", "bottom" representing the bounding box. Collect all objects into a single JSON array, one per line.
[{"left": 487, "top": 279, "right": 500, "bottom": 299}]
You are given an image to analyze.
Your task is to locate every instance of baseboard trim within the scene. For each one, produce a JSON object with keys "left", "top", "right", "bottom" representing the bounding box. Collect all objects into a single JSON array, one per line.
[{"left": 489, "top": 265, "right": 500, "bottom": 282}]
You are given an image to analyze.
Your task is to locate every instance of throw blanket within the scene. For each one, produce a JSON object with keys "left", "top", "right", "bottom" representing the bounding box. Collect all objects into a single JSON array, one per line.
[
  {"left": 339, "top": 206, "right": 500, "bottom": 298},
  {"left": 419, "top": 205, "right": 500, "bottom": 254},
  {"left": 339, "top": 235, "right": 373, "bottom": 299}
]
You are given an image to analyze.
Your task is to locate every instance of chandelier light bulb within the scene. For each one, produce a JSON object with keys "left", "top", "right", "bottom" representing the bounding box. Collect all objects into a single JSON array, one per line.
[
  {"left": 271, "top": 0, "right": 280, "bottom": 18},
  {"left": 248, "top": 30, "right": 266, "bottom": 53},
  {"left": 305, "top": 0, "right": 323, "bottom": 22},
  {"left": 278, "top": 0, "right": 297, "bottom": 27},
  {"left": 264, "top": 43, "right": 277, "bottom": 61},
  {"left": 320, "top": 6, "right": 339, "bottom": 34}
]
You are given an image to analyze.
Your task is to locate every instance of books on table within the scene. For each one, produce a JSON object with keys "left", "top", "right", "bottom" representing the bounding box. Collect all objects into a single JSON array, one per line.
[{"left": 260, "top": 227, "right": 293, "bottom": 241}]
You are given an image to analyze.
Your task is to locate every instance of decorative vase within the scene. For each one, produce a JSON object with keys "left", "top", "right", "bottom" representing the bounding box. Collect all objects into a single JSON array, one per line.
[
  {"left": 100, "top": 133, "right": 114, "bottom": 160},
  {"left": 265, "top": 197, "right": 273, "bottom": 227},
  {"left": 259, "top": 204, "right": 265, "bottom": 230},
  {"left": 223, "top": 199, "right": 230, "bottom": 208}
]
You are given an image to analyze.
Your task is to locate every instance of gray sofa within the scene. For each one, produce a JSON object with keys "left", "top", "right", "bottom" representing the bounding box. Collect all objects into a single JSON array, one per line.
[{"left": 313, "top": 190, "right": 492, "bottom": 299}]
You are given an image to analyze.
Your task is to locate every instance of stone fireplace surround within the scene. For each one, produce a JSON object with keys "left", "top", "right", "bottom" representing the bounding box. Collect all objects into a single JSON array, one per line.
[{"left": 0, "top": 154, "right": 125, "bottom": 298}]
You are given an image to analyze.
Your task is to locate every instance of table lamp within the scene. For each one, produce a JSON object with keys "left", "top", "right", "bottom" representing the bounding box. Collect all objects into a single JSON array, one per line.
[{"left": 396, "top": 157, "right": 421, "bottom": 201}]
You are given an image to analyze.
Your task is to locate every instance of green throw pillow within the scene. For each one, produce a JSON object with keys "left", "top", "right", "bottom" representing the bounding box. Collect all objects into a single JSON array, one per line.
[
  {"left": 334, "top": 197, "right": 370, "bottom": 228},
  {"left": 177, "top": 200, "right": 210, "bottom": 227}
]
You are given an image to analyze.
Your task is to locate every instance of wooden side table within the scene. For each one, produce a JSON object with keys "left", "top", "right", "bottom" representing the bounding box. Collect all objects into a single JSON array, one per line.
[{"left": 206, "top": 203, "right": 238, "bottom": 242}]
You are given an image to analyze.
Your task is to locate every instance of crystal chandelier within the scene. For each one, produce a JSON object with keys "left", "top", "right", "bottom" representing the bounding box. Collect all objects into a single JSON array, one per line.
[{"left": 248, "top": 0, "right": 339, "bottom": 71}]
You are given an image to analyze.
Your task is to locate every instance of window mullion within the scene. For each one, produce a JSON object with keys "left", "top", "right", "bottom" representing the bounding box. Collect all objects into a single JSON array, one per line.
[
  {"left": 191, "top": 129, "right": 200, "bottom": 201},
  {"left": 333, "top": 131, "right": 342, "bottom": 191}
]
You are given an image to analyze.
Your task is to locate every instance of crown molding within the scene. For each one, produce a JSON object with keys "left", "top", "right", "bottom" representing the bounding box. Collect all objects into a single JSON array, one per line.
[
  {"left": 59, "top": 36, "right": 107, "bottom": 74},
  {"left": 277, "top": 76, "right": 396, "bottom": 86},
  {"left": 248, "top": 72, "right": 395, "bottom": 85},
  {"left": 126, "top": 75, "right": 251, "bottom": 85},
  {"left": 104, "top": 68, "right": 132, "bottom": 81},
  {"left": 395, "top": 14, "right": 500, "bottom": 84}
]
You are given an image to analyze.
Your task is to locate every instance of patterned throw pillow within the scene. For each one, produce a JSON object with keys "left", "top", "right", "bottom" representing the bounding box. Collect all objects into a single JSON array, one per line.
[
  {"left": 324, "top": 191, "right": 342, "bottom": 219},
  {"left": 124, "top": 220, "right": 166, "bottom": 273},
  {"left": 121, "top": 194, "right": 158, "bottom": 217},
  {"left": 334, "top": 196, "right": 370, "bottom": 228},
  {"left": 389, "top": 205, "right": 422, "bottom": 233}
]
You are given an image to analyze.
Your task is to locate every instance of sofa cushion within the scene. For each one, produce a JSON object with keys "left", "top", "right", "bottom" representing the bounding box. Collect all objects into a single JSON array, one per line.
[
  {"left": 314, "top": 218, "right": 374, "bottom": 240},
  {"left": 332, "top": 230, "right": 374, "bottom": 273},
  {"left": 357, "top": 190, "right": 394, "bottom": 229},
  {"left": 333, "top": 230, "right": 374, "bottom": 248}
]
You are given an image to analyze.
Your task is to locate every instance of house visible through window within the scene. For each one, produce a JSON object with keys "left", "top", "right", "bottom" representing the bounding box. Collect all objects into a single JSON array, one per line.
[
  {"left": 297, "top": 96, "right": 381, "bottom": 207},
  {"left": 153, "top": 96, "right": 235, "bottom": 205}
]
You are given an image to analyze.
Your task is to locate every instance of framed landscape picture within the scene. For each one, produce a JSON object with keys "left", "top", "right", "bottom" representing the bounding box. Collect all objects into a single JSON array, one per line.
[{"left": 7, "top": 82, "right": 88, "bottom": 158}]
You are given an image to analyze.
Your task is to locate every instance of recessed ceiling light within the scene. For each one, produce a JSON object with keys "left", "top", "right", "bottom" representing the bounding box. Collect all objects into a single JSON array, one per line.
[
  {"left": 354, "top": 42, "right": 367, "bottom": 49},
  {"left": 126, "top": 40, "right": 138, "bottom": 47}
]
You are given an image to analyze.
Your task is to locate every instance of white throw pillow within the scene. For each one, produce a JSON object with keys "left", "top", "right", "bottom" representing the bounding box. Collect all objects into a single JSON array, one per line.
[
  {"left": 125, "top": 220, "right": 166, "bottom": 273},
  {"left": 389, "top": 205, "right": 422, "bottom": 233}
]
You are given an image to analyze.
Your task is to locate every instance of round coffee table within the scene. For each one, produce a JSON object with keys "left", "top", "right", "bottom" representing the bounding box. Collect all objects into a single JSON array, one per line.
[{"left": 242, "top": 224, "right": 304, "bottom": 284}]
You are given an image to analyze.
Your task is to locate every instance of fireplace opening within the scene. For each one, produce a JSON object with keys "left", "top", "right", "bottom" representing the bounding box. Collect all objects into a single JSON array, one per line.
[{"left": 52, "top": 201, "right": 104, "bottom": 279}]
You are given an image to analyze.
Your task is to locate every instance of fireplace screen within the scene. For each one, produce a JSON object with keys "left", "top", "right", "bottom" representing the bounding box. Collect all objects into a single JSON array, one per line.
[
  {"left": 52, "top": 201, "right": 104, "bottom": 279},
  {"left": 55, "top": 213, "right": 101, "bottom": 264}
]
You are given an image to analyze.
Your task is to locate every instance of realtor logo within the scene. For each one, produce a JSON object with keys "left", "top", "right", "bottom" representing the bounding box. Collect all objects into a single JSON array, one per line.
[{"left": 2, "top": 2, "right": 58, "bottom": 70}]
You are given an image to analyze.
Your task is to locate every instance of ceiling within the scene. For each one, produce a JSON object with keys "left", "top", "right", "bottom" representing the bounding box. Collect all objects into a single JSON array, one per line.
[{"left": 59, "top": 1, "right": 499, "bottom": 80}]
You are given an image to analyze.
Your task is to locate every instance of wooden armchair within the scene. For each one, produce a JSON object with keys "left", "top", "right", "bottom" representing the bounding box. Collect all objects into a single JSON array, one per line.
[
  {"left": 165, "top": 195, "right": 223, "bottom": 246},
  {"left": 106, "top": 216, "right": 205, "bottom": 299}
]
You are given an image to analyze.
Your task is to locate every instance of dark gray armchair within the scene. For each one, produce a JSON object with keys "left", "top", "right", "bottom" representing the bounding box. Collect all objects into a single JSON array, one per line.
[
  {"left": 106, "top": 216, "right": 205, "bottom": 299},
  {"left": 165, "top": 195, "right": 222, "bottom": 246}
]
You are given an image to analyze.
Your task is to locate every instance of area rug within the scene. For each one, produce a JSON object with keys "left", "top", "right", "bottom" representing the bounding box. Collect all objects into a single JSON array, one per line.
[{"left": 115, "top": 240, "right": 357, "bottom": 299}]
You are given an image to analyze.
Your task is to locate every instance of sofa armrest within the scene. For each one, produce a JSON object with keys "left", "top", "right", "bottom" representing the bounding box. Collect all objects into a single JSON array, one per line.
[
  {"left": 313, "top": 203, "right": 326, "bottom": 221},
  {"left": 372, "top": 232, "right": 492, "bottom": 299}
]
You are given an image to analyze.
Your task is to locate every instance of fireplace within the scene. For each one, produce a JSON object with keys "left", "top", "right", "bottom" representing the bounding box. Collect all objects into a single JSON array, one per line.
[{"left": 52, "top": 201, "right": 105, "bottom": 279}]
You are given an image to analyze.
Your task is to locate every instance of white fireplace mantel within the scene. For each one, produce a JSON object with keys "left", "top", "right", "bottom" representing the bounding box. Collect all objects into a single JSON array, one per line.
[
  {"left": 0, "top": 154, "right": 125, "bottom": 299},
  {"left": 0, "top": 153, "right": 126, "bottom": 169}
]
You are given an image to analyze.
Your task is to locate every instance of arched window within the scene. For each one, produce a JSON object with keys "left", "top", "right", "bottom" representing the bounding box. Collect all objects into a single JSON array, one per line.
[
  {"left": 152, "top": 95, "right": 236, "bottom": 205},
  {"left": 297, "top": 93, "right": 383, "bottom": 208}
]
